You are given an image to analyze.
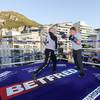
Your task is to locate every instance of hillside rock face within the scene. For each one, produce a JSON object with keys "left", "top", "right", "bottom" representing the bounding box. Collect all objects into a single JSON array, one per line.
[{"left": 0, "top": 11, "right": 40, "bottom": 29}]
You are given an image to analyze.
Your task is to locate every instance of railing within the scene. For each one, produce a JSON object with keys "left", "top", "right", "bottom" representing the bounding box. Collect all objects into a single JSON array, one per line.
[
  {"left": 82, "top": 48, "right": 100, "bottom": 66},
  {"left": 0, "top": 48, "right": 44, "bottom": 68},
  {"left": 0, "top": 47, "right": 100, "bottom": 69},
  {"left": 0, "top": 32, "right": 100, "bottom": 68}
]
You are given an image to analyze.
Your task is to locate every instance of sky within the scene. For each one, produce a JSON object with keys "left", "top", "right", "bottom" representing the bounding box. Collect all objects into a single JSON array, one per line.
[{"left": 0, "top": 0, "right": 100, "bottom": 28}]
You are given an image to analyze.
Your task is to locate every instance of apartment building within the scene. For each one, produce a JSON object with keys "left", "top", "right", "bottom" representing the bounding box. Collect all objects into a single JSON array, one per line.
[{"left": 73, "top": 21, "right": 93, "bottom": 40}]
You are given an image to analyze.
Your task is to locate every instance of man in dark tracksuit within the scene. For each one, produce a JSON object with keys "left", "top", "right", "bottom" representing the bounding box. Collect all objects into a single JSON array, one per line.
[
  {"left": 69, "top": 27, "right": 85, "bottom": 77},
  {"left": 33, "top": 27, "right": 57, "bottom": 78}
]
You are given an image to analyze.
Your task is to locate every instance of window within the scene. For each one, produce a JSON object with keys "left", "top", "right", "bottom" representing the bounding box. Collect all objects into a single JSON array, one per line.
[{"left": 14, "top": 45, "right": 19, "bottom": 48}]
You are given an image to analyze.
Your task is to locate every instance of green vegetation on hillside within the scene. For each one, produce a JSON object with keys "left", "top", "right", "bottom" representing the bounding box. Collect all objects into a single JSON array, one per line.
[{"left": 0, "top": 11, "right": 41, "bottom": 29}]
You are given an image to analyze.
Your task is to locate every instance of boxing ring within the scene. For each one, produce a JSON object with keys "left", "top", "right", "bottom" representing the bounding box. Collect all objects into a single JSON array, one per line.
[
  {"left": 0, "top": 35, "right": 100, "bottom": 100},
  {"left": 0, "top": 58, "right": 100, "bottom": 100}
]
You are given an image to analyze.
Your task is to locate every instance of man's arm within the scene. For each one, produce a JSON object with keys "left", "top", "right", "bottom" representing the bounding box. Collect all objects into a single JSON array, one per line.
[
  {"left": 77, "top": 33, "right": 81, "bottom": 45},
  {"left": 55, "top": 37, "right": 57, "bottom": 49},
  {"left": 69, "top": 35, "right": 81, "bottom": 45}
]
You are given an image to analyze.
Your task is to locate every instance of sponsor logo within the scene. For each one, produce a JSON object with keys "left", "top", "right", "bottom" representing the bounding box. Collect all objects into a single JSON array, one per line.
[
  {"left": 0, "top": 68, "right": 77, "bottom": 100},
  {"left": 83, "top": 86, "right": 100, "bottom": 100},
  {"left": 0, "top": 71, "right": 16, "bottom": 82}
]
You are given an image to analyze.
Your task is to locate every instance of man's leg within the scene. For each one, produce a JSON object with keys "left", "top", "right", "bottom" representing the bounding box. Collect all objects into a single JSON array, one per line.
[
  {"left": 76, "top": 49, "right": 85, "bottom": 76},
  {"left": 33, "top": 49, "right": 50, "bottom": 76},
  {"left": 51, "top": 50, "right": 57, "bottom": 73},
  {"left": 73, "top": 50, "right": 80, "bottom": 70}
]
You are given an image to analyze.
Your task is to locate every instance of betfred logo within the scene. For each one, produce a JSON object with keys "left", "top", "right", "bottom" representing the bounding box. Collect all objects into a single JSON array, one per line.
[{"left": 0, "top": 69, "right": 78, "bottom": 100}]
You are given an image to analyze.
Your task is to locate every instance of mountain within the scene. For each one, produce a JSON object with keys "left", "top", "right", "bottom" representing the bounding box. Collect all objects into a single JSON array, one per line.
[{"left": 0, "top": 11, "right": 41, "bottom": 29}]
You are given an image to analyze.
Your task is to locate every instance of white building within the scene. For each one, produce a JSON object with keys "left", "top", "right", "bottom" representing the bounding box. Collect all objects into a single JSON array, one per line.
[
  {"left": 56, "top": 22, "right": 72, "bottom": 35},
  {"left": 87, "top": 28, "right": 100, "bottom": 48},
  {"left": 95, "top": 28, "right": 100, "bottom": 48},
  {"left": 0, "top": 28, "right": 42, "bottom": 68},
  {"left": 0, "top": 38, "right": 12, "bottom": 68},
  {"left": 73, "top": 21, "right": 93, "bottom": 40},
  {"left": 55, "top": 22, "right": 73, "bottom": 53}
]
